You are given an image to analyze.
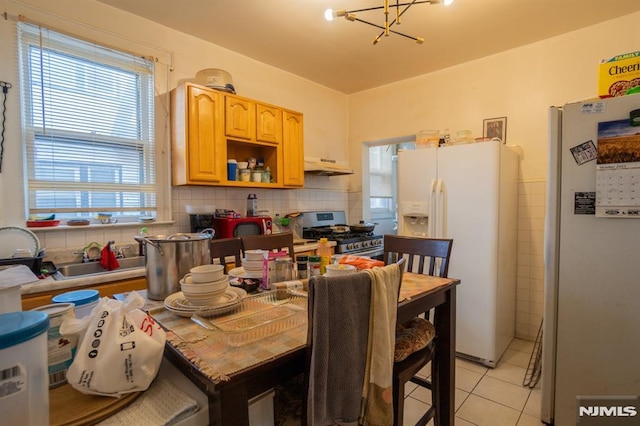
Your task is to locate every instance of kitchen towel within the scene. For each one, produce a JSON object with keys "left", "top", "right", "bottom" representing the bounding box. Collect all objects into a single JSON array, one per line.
[
  {"left": 307, "top": 272, "right": 372, "bottom": 425},
  {"left": 362, "top": 263, "right": 401, "bottom": 425},
  {"left": 100, "top": 245, "right": 120, "bottom": 271}
]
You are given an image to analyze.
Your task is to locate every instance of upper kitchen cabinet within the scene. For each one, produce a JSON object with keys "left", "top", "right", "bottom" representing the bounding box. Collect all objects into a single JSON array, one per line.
[
  {"left": 171, "top": 83, "right": 225, "bottom": 185},
  {"left": 282, "top": 110, "right": 304, "bottom": 187},
  {"left": 256, "top": 103, "right": 282, "bottom": 144},
  {"left": 225, "top": 95, "right": 255, "bottom": 140},
  {"left": 225, "top": 94, "right": 283, "bottom": 145},
  {"left": 171, "top": 82, "right": 303, "bottom": 188}
]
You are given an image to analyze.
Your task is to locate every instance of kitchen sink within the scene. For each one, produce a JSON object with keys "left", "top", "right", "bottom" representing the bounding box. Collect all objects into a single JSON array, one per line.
[{"left": 54, "top": 256, "right": 145, "bottom": 279}]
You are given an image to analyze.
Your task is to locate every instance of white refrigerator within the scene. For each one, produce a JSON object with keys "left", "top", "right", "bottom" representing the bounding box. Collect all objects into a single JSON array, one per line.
[
  {"left": 397, "top": 140, "right": 519, "bottom": 367},
  {"left": 542, "top": 95, "right": 640, "bottom": 425}
]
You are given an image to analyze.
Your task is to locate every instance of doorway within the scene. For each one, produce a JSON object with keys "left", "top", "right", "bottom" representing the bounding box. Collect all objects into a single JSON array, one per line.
[{"left": 362, "top": 135, "right": 416, "bottom": 236}]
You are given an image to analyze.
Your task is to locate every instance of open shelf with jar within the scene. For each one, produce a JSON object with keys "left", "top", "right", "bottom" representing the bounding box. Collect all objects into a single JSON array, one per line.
[{"left": 226, "top": 139, "right": 280, "bottom": 187}]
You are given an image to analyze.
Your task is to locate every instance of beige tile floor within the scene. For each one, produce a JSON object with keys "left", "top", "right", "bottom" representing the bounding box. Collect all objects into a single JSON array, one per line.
[{"left": 402, "top": 338, "right": 543, "bottom": 426}]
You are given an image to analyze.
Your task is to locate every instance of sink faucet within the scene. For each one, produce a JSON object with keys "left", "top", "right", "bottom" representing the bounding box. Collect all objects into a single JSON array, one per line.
[
  {"left": 114, "top": 244, "right": 130, "bottom": 259},
  {"left": 73, "top": 249, "right": 91, "bottom": 263},
  {"left": 75, "top": 241, "right": 103, "bottom": 263}
]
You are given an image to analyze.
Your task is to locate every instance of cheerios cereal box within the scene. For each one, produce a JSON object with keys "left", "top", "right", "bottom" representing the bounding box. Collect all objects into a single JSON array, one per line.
[{"left": 598, "top": 50, "right": 640, "bottom": 98}]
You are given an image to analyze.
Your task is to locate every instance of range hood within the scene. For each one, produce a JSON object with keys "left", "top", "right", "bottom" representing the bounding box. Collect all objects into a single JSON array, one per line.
[{"left": 304, "top": 157, "right": 354, "bottom": 176}]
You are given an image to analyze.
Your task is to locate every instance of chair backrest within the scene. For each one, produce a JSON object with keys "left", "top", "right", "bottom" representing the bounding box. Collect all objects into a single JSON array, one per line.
[
  {"left": 383, "top": 235, "right": 453, "bottom": 278},
  {"left": 209, "top": 237, "right": 244, "bottom": 273},
  {"left": 240, "top": 232, "right": 295, "bottom": 257}
]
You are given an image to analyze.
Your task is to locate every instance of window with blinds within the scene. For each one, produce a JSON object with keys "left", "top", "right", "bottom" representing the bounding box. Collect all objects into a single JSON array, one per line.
[
  {"left": 369, "top": 144, "right": 395, "bottom": 214},
  {"left": 17, "top": 22, "right": 156, "bottom": 221}
]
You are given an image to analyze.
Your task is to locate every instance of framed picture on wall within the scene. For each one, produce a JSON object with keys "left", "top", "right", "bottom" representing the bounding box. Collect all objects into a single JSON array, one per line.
[{"left": 483, "top": 117, "right": 507, "bottom": 143}]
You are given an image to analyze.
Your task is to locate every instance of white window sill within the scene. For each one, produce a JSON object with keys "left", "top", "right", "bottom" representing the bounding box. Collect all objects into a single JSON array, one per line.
[{"left": 27, "top": 220, "right": 175, "bottom": 232}]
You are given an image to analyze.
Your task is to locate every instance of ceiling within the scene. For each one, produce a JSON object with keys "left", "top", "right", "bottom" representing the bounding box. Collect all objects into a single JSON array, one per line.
[{"left": 97, "top": 0, "right": 640, "bottom": 94}]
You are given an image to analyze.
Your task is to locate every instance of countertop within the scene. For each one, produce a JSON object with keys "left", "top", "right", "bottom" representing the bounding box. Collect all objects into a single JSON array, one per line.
[{"left": 20, "top": 240, "right": 330, "bottom": 296}]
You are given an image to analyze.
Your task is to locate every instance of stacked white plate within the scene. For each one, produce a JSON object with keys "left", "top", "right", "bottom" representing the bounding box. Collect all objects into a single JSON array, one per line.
[
  {"left": 164, "top": 287, "right": 247, "bottom": 317},
  {"left": 237, "top": 249, "right": 265, "bottom": 278},
  {"left": 228, "top": 267, "right": 262, "bottom": 279}
]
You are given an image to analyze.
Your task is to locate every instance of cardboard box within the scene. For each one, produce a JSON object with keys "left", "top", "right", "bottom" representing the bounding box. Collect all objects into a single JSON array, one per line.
[{"left": 598, "top": 51, "right": 640, "bottom": 98}]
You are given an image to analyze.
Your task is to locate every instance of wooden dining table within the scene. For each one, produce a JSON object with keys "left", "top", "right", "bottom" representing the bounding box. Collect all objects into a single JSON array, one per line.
[{"left": 151, "top": 272, "right": 460, "bottom": 425}]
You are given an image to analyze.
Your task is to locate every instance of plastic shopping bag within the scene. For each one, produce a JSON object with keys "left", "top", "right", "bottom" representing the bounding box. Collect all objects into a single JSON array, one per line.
[{"left": 60, "top": 292, "right": 166, "bottom": 397}]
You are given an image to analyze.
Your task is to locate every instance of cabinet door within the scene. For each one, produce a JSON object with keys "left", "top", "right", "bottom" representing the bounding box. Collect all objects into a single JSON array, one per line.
[
  {"left": 256, "top": 103, "right": 282, "bottom": 144},
  {"left": 187, "top": 86, "right": 225, "bottom": 183},
  {"left": 283, "top": 111, "right": 304, "bottom": 187},
  {"left": 225, "top": 95, "right": 256, "bottom": 140}
]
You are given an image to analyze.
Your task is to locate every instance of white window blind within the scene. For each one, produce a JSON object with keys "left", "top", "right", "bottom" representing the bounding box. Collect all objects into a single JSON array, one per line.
[{"left": 17, "top": 22, "right": 156, "bottom": 220}]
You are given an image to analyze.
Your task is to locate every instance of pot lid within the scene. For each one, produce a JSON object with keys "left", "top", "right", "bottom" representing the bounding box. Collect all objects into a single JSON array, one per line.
[{"left": 146, "top": 232, "right": 213, "bottom": 242}]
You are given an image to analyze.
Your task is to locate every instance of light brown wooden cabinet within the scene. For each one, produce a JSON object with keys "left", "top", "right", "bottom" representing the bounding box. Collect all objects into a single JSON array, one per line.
[
  {"left": 171, "top": 83, "right": 303, "bottom": 188},
  {"left": 21, "top": 277, "right": 147, "bottom": 311},
  {"left": 171, "top": 83, "right": 225, "bottom": 185},
  {"left": 225, "top": 95, "right": 283, "bottom": 145},
  {"left": 225, "top": 95, "right": 255, "bottom": 140},
  {"left": 282, "top": 110, "right": 304, "bottom": 187},
  {"left": 256, "top": 103, "right": 282, "bottom": 144}
]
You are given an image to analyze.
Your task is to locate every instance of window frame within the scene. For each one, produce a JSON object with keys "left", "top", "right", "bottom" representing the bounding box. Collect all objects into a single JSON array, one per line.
[{"left": 17, "top": 22, "right": 158, "bottom": 222}]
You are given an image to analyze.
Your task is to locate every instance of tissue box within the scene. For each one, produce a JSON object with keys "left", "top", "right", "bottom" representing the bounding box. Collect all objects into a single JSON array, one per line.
[{"left": 598, "top": 50, "right": 640, "bottom": 98}]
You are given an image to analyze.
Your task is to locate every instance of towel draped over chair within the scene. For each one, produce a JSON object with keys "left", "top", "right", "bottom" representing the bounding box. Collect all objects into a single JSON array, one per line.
[{"left": 307, "top": 263, "right": 401, "bottom": 426}]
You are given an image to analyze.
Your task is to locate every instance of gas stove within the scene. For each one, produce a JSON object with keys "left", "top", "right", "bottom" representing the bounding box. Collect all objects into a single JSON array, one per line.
[
  {"left": 301, "top": 211, "right": 384, "bottom": 257},
  {"left": 302, "top": 227, "right": 383, "bottom": 254}
]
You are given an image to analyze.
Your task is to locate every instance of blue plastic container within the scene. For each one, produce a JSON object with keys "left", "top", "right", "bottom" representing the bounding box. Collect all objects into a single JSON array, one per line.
[
  {"left": 52, "top": 289, "right": 100, "bottom": 318},
  {"left": 0, "top": 311, "right": 50, "bottom": 425}
]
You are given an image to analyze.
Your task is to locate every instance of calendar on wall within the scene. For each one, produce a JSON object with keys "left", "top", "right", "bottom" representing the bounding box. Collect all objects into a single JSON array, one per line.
[{"left": 595, "top": 119, "right": 640, "bottom": 217}]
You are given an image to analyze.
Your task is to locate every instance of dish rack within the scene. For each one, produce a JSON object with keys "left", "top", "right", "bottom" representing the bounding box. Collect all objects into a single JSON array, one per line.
[{"left": 192, "top": 291, "right": 307, "bottom": 347}]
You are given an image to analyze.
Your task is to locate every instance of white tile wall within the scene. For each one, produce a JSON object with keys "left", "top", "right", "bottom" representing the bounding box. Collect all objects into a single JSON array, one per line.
[
  {"left": 32, "top": 185, "right": 351, "bottom": 258},
  {"left": 171, "top": 186, "right": 351, "bottom": 232},
  {"left": 516, "top": 180, "right": 546, "bottom": 341}
]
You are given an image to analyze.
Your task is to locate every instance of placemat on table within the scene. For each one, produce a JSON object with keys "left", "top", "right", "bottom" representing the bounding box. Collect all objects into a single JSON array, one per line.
[{"left": 151, "top": 306, "right": 307, "bottom": 384}]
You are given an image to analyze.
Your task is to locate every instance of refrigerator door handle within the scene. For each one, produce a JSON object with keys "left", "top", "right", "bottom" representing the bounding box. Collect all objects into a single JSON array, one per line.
[
  {"left": 437, "top": 178, "right": 447, "bottom": 238},
  {"left": 429, "top": 178, "right": 437, "bottom": 237}
]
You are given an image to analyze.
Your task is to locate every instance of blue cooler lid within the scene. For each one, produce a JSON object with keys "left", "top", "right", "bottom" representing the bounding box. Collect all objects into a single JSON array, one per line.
[
  {"left": 0, "top": 311, "right": 49, "bottom": 350},
  {"left": 52, "top": 289, "right": 99, "bottom": 307}
]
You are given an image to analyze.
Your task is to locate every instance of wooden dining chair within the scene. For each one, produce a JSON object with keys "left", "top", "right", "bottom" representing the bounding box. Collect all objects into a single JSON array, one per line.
[
  {"left": 305, "top": 259, "right": 405, "bottom": 425},
  {"left": 209, "top": 237, "right": 244, "bottom": 274},
  {"left": 274, "top": 259, "right": 405, "bottom": 425},
  {"left": 240, "top": 232, "right": 295, "bottom": 256},
  {"left": 383, "top": 234, "right": 453, "bottom": 426}
]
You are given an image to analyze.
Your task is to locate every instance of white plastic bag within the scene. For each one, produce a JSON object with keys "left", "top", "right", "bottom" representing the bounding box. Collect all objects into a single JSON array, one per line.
[{"left": 60, "top": 292, "right": 166, "bottom": 396}]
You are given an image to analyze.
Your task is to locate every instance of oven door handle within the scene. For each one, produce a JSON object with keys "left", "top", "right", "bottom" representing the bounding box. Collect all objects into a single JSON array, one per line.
[{"left": 343, "top": 247, "right": 384, "bottom": 259}]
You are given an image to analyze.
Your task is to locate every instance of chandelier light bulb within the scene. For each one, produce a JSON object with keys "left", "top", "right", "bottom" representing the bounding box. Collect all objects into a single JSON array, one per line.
[
  {"left": 324, "top": 9, "right": 334, "bottom": 21},
  {"left": 444, "top": 0, "right": 454, "bottom": 5}
]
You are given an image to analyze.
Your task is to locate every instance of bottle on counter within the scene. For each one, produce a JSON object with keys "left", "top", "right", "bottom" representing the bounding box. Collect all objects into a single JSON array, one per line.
[
  {"left": 246, "top": 194, "right": 258, "bottom": 217},
  {"left": 273, "top": 214, "right": 282, "bottom": 233},
  {"left": 309, "top": 255, "right": 321, "bottom": 276},
  {"left": 138, "top": 227, "right": 148, "bottom": 256},
  {"left": 317, "top": 238, "right": 331, "bottom": 275},
  {"left": 296, "top": 255, "right": 309, "bottom": 279}
]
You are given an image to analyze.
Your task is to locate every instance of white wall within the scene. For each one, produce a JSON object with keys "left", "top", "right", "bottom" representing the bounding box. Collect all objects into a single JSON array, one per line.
[
  {"left": 348, "top": 11, "right": 640, "bottom": 183},
  {"left": 347, "top": 11, "right": 640, "bottom": 339}
]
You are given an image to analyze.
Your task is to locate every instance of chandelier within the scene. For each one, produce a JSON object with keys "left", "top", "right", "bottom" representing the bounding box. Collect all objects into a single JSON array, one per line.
[{"left": 325, "top": 0, "right": 453, "bottom": 45}]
